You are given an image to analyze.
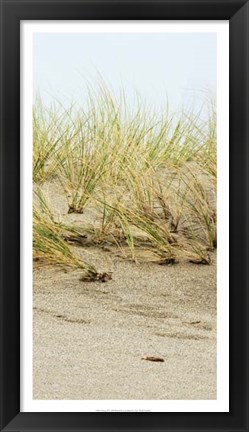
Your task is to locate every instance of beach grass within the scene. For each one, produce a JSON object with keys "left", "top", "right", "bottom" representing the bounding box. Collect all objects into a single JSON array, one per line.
[
  {"left": 33, "top": 86, "right": 216, "bottom": 271},
  {"left": 33, "top": 188, "right": 104, "bottom": 280}
]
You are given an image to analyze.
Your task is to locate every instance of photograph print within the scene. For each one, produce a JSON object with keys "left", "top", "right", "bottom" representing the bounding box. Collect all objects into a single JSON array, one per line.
[{"left": 27, "top": 22, "right": 228, "bottom": 409}]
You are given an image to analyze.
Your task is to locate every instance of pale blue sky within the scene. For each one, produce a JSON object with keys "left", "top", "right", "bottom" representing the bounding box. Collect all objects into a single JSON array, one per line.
[{"left": 33, "top": 33, "right": 216, "bottom": 114}]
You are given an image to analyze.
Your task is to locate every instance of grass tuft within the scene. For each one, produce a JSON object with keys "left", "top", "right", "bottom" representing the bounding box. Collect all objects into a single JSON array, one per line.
[{"left": 33, "top": 85, "right": 216, "bottom": 268}]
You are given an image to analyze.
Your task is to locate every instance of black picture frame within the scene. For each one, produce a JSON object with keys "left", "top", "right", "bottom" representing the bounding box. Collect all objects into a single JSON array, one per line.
[{"left": 0, "top": 0, "right": 248, "bottom": 431}]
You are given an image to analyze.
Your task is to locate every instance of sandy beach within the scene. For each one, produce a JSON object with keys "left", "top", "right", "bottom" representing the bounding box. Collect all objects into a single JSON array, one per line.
[
  {"left": 32, "top": 31, "right": 217, "bottom": 403},
  {"left": 33, "top": 249, "right": 216, "bottom": 400}
]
